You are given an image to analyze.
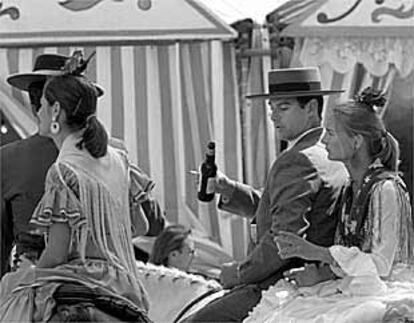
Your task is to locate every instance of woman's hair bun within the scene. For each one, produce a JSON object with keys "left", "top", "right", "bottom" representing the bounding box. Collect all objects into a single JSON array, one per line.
[{"left": 355, "top": 87, "right": 387, "bottom": 111}]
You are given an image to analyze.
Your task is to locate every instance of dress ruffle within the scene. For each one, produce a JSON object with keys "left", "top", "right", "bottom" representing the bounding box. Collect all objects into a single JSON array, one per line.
[
  {"left": 30, "top": 164, "right": 84, "bottom": 231},
  {"left": 110, "top": 141, "right": 155, "bottom": 204},
  {"left": 129, "top": 164, "right": 155, "bottom": 204}
]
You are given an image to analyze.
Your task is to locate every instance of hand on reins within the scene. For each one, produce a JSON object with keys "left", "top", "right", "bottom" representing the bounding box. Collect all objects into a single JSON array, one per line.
[
  {"left": 283, "top": 263, "right": 324, "bottom": 287},
  {"left": 274, "top": 231, "right": 324, "bottom": 262}
]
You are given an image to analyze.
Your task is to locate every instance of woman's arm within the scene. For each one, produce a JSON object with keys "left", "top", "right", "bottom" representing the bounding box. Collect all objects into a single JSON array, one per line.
[
  {"left": 368, "top": 180, "right": 400, "bottom": 276},
  {"left": 140, "top": 198, "right": 166, "bottom": 236},
  {"left": 37, "top": 222, "right": 71, "bottom": 268},
  {"left": 330, "top": 180, "right": 400, "bottom": 277},
  {"left": 130, "top": 203, "right": 149, "bottom": 237}
]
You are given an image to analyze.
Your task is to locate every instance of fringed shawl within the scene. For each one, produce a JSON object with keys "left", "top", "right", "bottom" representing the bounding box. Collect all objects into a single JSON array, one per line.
[
  {"left": 31, "top": 133, "right": 143, "bottom": 285},
  {"left": 335, "top": 163, "right": 414, "bottom": 266}
]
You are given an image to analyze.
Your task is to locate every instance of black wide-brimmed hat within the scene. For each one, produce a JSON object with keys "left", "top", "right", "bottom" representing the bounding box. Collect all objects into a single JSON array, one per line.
[
  {"left": 7, "top": 53, "right": 104, "bottom": 97},
  {"left": 247, "top": 67, "right": 344, "bottom": 99}
]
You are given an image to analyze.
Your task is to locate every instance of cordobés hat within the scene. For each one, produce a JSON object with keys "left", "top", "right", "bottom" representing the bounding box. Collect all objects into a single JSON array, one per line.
[
  {"left": 247, "top": 67, "right": 344, "bottom": 99},
  {"left": 7, "top": 53, "right": 104, "bottom": 97}
]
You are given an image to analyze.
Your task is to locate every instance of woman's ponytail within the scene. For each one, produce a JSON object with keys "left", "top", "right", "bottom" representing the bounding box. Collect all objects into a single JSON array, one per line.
[
  {"left": 373, "top": 131, "right": 400, "bottom": 172},
  {"left": 76, "top": 115, "right": 108, "bottom": 158}
]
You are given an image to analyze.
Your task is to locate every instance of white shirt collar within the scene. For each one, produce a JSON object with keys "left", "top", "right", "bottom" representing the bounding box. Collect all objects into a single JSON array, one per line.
[{"left": 286, "top": 127, "right": 319, "bottom": 150}]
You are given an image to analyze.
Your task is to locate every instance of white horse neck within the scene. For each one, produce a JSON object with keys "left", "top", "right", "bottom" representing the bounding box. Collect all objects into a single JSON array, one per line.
[{"left": 136, "top": 261, "right": 222, "bottom": 323}]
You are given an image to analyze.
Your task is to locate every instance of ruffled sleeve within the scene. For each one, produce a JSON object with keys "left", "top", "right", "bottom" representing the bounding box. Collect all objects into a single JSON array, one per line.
[
  {"left": 31, "top": 163, "right": 84, "bottom": 232},
  {"left": 109, "top": 138, "right": 155, "bottom": 204},
  {"left": 129, "top": 164, "right": 155, "bottom": 205},
  {"left": 111, "top": 141, "right": 153, "bottom": 236},
  {"left": 128, "top": 164, "right": 154, "bottom": 237}
]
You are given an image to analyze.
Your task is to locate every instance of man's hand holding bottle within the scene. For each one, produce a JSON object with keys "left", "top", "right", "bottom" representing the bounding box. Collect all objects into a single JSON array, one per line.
[
  {"left": 191, "top": 141, "right": 236, "bottom": 203},
  {"left": 214, "top": 171, "right": 235, "bottom": 195},
  {"left": 190, "top": 169, "right": 235, "bottom": 199}
]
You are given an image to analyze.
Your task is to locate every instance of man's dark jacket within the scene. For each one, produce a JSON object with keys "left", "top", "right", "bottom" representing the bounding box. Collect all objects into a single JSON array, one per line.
[
  {"left": 220, "top": 127, "right": 349, "bottom": 288},
  {"left": 1, "top": 134, "right": 58, "bottom": 277}
]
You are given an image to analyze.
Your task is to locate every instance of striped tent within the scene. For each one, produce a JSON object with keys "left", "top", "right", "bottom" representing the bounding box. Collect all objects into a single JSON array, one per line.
[{"left": 0, "top": 0, "right": 251, "bottom": 259}]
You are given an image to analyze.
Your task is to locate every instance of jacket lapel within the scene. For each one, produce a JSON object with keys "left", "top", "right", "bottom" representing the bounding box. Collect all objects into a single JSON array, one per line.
[{"left": 289, "top": 127, "right": 323, "bottom": 153}]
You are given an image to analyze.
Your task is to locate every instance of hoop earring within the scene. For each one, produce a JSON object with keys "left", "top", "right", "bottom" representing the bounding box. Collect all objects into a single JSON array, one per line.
[{"left": 50, "top": 120, "right": 60, "bottom": 134}]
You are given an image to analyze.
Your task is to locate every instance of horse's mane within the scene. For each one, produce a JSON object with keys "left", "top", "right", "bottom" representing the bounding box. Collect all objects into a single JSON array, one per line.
[{"left": 135, "top": 261, "right": 222, "bottom": 291}]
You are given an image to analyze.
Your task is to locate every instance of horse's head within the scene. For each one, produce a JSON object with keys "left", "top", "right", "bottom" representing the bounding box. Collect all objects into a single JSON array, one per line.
[{"left": 136, "top": 261, "right": 222, "bottom": 323}]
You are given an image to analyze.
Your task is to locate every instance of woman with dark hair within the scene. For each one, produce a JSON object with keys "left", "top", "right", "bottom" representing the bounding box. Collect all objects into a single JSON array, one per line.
[
  {"left": 245, "top": 87, "right": 414, "bottom": 323},
  {"left": 149, "top": 224, "right": 195, "bottom": 272},
  {"left": 0, "top": 52, "right": 151, "bottom": 322}
]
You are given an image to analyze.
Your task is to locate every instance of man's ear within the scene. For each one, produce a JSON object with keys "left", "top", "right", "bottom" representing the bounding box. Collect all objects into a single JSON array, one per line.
[{"left": 305, "top": 98, "right": 318, "bottom": 117}]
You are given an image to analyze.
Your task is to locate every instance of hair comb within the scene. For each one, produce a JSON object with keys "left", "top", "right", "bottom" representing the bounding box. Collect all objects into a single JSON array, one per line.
[
  {"left": 61, "top": 50, "right": 96, "bottom": 76},
  {"left": 355, "top": 87, "right": 386, "bottom": 112}
]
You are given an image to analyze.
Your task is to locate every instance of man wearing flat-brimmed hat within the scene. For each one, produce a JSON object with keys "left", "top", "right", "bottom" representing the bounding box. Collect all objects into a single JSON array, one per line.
[
  {"left": 1, "top": 54, "right": 68, "bottom": 277},
  {"left": 184, "top": 67, "right": 349, "bottom": 322}
]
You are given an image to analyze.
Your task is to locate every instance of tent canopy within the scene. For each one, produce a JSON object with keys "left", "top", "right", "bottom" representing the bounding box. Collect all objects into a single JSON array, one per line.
[
  {"left": 198, "top": 0, "right": 288, "bottom": 24},
  {"left": 0, "top": 0, "right": 236, "bottom": 46},
  {"left": 270, "top": 0, "right": 414, "bottom": 77},
  {"left": 281, "top": 0, "right": 414, "bottom": 37}
]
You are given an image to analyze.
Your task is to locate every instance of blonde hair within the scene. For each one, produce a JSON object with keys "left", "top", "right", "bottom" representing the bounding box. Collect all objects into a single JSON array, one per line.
[{"left": 332, "top": 87, "right": 400, "bottom": 172}]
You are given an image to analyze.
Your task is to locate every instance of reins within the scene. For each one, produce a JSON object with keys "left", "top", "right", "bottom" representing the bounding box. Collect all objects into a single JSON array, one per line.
[{"left": 173, "top": 288, "right": 221, "bottom": 323}]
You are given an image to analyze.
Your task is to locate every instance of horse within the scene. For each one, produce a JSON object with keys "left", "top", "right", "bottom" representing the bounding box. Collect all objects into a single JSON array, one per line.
[
  {"left": 2, "top": 255, "right": 225, "bottom": 322},
  {"left": 49, "top": 261, "right": 226, "bottom": 322},
  {"left": 135, "top": 261, "right": 227, "bottom": 323}
]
